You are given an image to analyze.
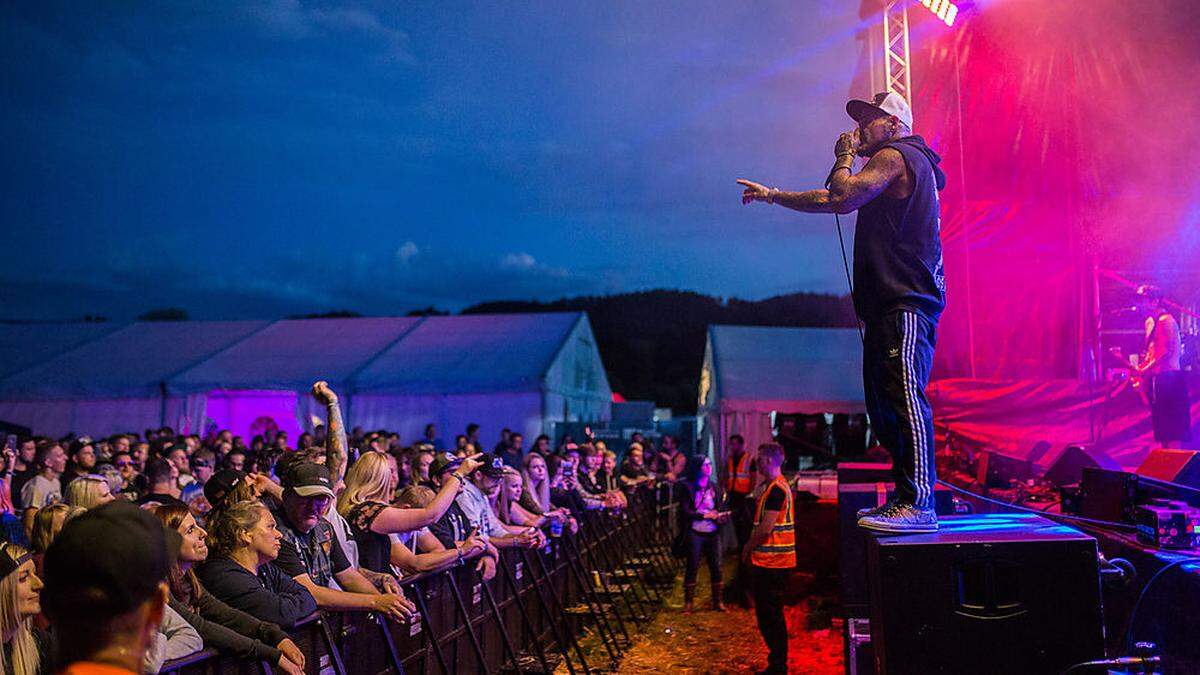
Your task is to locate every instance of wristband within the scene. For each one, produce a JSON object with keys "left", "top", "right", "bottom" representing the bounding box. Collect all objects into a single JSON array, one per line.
[{"left": 767, "top": 187, "right": 779, "bottom": 204}]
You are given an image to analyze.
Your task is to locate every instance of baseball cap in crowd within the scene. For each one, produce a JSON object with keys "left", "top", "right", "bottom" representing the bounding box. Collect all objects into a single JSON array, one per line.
[
  {"left": 847, "top": 91, "right": 913, "bottom": 131},
  {"left": 283, "top": 462, "right": 335, "bottom": 498},
  {"left": 43, "top": 501, "right": 179, "bottom": 618},
  {"left": 429, "top": 452, "right": 462, "bottom": 477},
  {"left": 204, "top": 469, "right": 247, "bottom": 508},
  {"left": 475, "top": 453, "right": 506, "bottom": 480},
  {"left": 0, "top": 546, "right": 31, "bottom": 582}
]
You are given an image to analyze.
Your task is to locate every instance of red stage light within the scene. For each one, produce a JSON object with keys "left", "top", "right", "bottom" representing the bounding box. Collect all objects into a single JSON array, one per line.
[{"left": 920, "top": 0, "right": 959, "bottom": 27}]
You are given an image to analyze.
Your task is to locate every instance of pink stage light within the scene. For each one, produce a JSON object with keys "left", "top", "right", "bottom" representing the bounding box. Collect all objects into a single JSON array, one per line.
[{"left": 920, "top": 0, "right": 959, "bottom": 27}]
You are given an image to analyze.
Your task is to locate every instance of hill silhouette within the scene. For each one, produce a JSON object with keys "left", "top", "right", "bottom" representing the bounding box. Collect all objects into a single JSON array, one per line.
[{"left": 463, "top": 289, "right": 856, "bottom": 414}]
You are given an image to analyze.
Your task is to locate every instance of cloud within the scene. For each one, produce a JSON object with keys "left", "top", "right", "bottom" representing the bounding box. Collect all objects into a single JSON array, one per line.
[
  {"left": 396, "top": 241, "right": 420, "bottom": 264},
  {"left": 500, "top": 252, "right": 536, "bottom": 270},
  {"left": 249, "top": 0, "right": 415, "bottom": 64}
]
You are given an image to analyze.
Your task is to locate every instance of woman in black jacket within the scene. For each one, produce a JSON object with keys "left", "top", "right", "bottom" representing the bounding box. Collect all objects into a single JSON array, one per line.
[
  {"left": 195, "top": 500, "right": 317, "bottom": 629},
  {"left": 676, "top": 455, "right": 729, "bottom": 612},
  {"left": 155, "top": 503, "right": 306, "bottom": 675}
]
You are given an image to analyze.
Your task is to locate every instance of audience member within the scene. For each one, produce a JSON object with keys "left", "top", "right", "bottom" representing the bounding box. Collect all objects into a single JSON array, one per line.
[
  {"left": 651, "top": 435, "right": 686, "bottom": 481},
  {"left": 42, "top": 501, "right": 188, "bottom": 675},
  {"left": 20, "top": 443, "right": 65, "bottom": 541},
  {"left": 62, "top": 439, "right": 96, "bottom": 489},
  {"left": 271, "top": 463, "right": 414, "bottom": 622},
  {"left": 137, "top": 457, "right": 187, "bottom": 509},
  {"left": 63, "top": 474, "right": 116, "bottom": 509},
  {"left": 499, "top": 432, "right": 524, "bottom": 469},
  {"left": 677, "top": 455, "right": 729, "bottom": 612},
  {"left": 337, "top": 451, "right": 482, "bottom": 575},
  {"left": 396, "top": 485, "right": 494, "bottom": 579},
  {"left": 0, "top": 543, "right": 44, "bottom": 675},
  {"left": 154, "top": 503, "right": 305, "bottom": 675},
  {"left": 455, "top": 455, "right": 542, "bottom": 550},
  {"left": 196, "top": 500, "right": 317, "bottom": 628}
]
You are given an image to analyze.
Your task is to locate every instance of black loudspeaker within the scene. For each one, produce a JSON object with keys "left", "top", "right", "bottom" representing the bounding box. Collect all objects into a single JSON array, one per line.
[
  {"left": 866, "top": 514, "right": 1105, "bottom": 675},
  {"left": 838, "top": 482, "right": 953, "bottom": 610},
  {"left": 1044, "top": 444, "right": 1120, "bottom": 487},
  {"left": 836, "top": 462, "right": 893, "bottom": 485},
  {"left": 975, "top": 450, "right": 1038, "bottom": 488},
  {"left": 1136, "top": 448, "right": 1200, "bottom": 490},
  {"left": 1079, "top": 467, "right": 1139, "bottom": 523}
]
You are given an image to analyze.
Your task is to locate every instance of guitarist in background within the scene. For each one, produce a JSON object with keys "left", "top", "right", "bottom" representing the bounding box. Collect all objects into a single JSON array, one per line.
[{"left": 1134, "top": 285, "right": 1191, "bottom": 448}]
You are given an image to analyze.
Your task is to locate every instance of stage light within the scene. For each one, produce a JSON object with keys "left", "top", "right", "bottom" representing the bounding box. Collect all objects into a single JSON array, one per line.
[{"left": 919, "top": 0, "right": 959, "bottom": 27}]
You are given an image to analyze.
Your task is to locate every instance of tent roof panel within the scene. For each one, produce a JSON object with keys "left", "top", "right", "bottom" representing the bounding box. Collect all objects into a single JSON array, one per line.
[
  {"left": 0, "top": 321, "right": 271, "bottom": 399},
  {"left": 708, "top": 325, "right": 864, "bottom": 413},
  {"left": 0, "top": 323, "right": 120, "bottom": 379},
  {"left": 169, "top": 317, "right": 422, "bottom": 392},
  {"left": 354, "top": 312, "right": 582, "bottom": 394}
]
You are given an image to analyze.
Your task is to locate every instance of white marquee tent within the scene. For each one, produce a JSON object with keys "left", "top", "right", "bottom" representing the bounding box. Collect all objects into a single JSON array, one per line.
[
  {"left": 698, "top": 325, "right": 864, "bottom": 464},
  {"left": 0, "top": 313, "right": 611, "bottom": 444}
]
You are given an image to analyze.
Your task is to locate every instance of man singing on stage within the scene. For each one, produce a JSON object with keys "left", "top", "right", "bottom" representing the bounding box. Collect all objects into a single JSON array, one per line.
[{"left": 737, "top": 91, "right": 947, "bottom": 533}]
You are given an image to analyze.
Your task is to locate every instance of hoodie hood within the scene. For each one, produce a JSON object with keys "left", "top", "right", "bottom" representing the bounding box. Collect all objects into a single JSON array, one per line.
[{"left": 890, "top": 135, "right": 946, "bottom": 191}]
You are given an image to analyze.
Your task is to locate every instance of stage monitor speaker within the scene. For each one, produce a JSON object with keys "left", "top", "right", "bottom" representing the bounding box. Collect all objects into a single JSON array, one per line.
[
  {"left": 1136, "top": 448, "right": 1200, "bottom": 490},
  {"left": 838, "top": 482, "right": 953, "bottom": 609},
  {"left": 866, "top": 514, "right": 1105, "bottom": 675},
  {"left": 837, "top": 462, "right": 893, "bottom": 485},
  {"left": 975, "top": 450, "right": 1037, "bottom": 488},
  {"left": 1044, "top": 444, "right": 1119, "bottom": 487},
  {"left": 1079, "top": 467, "right": 1138, "bottom": 523}
]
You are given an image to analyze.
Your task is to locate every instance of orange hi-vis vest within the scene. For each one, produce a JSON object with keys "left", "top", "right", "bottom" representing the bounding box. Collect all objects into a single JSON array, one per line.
[
  {"left": 750, "top": 475, "right": 796, "bottom": 569},
  {"left": 725, "top": 451, "right": 754, "bottom": 494}
]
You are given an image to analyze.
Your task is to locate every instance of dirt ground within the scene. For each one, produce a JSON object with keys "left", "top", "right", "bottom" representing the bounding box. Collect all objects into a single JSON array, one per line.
[{"left": 574, "top": 558, "right": 844, "bottom": 674}]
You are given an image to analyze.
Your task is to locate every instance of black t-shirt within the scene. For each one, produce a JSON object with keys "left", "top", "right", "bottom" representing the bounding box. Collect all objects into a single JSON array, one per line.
[
  {"left": 137, "top": 492, "right": 190, "bottom": 510},
  {"left": 428, "top": 501, "right": 470, "bottom": 550},
  {"left": 762, "top": 484, "right": 786, "bottom": 513}
]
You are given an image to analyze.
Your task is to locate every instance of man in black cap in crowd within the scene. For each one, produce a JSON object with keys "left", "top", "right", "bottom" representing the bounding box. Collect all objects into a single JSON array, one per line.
[
  {"left": 455, "top": 453, "right": 544, "bottom": 549},
  {"left": 270, "top": 462, "right": 415, "bottom": 621},
  {"left": 738, "top": 90, "right": 946, "bottom": 533},
  {"left": 425, "top": 452, "right": 503, "bottom": 579},
  {"left": 42, "top": 501, "right": 175, "bottom": 675}
]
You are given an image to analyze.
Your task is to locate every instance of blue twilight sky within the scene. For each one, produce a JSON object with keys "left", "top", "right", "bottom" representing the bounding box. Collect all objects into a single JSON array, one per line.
[{"left": 1, "top": 1, "right": 865, "bottom": 320}]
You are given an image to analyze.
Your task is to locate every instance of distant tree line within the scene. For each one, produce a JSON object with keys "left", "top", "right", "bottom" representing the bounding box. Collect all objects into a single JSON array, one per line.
[{"left": 463, "top": 289, "right": 856, "bottom": 414}]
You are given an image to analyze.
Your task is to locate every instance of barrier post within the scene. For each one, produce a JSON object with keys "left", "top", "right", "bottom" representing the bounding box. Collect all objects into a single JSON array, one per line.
[
  {"left": 556, "top": 532, "right": 627, "bottom": 662},
  {"left": 411, "top": 577, "right": 452, "bottom": 674},
  {"left": 494, "top": 552, "right": 554, "bottom": 672},
  {"left": 444, "top": 568, "right": 489, "bottom": 673},
  {"left": 523, "top": 546, "right": 593, "bottom": 675}
]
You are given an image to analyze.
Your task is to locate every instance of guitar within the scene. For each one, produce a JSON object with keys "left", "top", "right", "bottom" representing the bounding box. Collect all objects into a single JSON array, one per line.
[{"left": 1108, "top": 347, "right": 1150, "bottom": 405}]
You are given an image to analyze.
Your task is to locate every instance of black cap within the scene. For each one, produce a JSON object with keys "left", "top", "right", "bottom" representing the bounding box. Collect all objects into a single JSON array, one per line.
[
  {"left": 476, "top": 453, "right": 506, "bottom": 479},
  {"left": 67, "top": 438, "right": 93, "bottom": 457},
  {"left": 0, "top": 546, "right": 31, "bottom": 582},
  {"left": 43, "top": 501, "right": 174, "bottom": 619},
  {"left": 204, "top": 469, "right": 246, "bottom": 508},
  {"left": 282, "top": 462, "right": 335, "bottom": 498},
  {"left": 429, "top": 452, "right": 462, "bottom": 477}
]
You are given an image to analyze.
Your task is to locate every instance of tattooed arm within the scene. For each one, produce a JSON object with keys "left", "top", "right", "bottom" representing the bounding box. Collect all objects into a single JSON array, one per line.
[{"left": 312, "top": 381, "right": 348, "bottom": 484}]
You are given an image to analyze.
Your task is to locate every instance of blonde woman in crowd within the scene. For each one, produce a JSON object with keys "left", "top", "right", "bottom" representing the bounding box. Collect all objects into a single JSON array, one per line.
[
  {"left": 337, "top": 451, "right": 484, "bottom": 575},
  {"left": 0, "top": 543, "right": 43, "bottom": 675},
  {"left": 63, "top": 475, "right": 116, "bottom": 510},
  {"left": 29, "top": 504, "right": 85, "bottom": 573}
]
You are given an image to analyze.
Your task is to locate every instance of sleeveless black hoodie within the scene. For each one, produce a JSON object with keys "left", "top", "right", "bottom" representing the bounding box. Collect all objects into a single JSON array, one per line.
[{"left": 852, "top": 135, "right": 947, "bottom": 322}]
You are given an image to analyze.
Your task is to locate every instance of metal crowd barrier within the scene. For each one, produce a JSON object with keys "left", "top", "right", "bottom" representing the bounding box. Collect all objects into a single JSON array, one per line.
[{"left": 160, "top": 483, "right": 680, "bottom": 675}]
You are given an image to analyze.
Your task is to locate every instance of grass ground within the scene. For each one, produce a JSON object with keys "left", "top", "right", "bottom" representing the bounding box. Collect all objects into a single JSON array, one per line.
[{"left": 562, "top": 557, "right": 843, "bottom": 674}]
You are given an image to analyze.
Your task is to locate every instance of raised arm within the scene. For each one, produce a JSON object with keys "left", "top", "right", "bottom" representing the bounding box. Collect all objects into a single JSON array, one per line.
[{"left": 312, "top": 381, "right": 348, "bottom": 484}]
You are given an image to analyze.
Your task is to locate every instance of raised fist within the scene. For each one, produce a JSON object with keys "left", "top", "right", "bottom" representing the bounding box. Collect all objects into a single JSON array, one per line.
[{"left": 311, "top": 380, "right": 338, "bottom": 405}]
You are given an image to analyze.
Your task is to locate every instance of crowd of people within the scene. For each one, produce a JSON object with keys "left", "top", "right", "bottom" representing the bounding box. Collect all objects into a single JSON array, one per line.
[{"left": 0, "top": 381, "right": 711, "bottom": 675}]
